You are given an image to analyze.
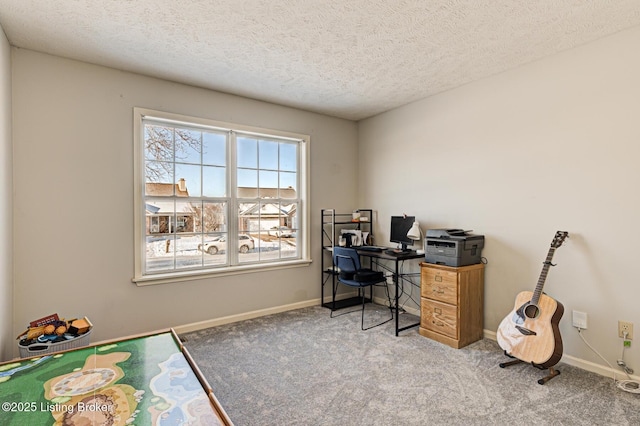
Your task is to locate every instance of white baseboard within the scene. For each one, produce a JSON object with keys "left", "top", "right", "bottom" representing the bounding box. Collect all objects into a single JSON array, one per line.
[
  {"left": 484, "top": 329, "right": 497, "bottom": 340},
  {"left": 174, "top": 293, "right": 360, "bottom": 335},
  {"left": 175, "top": 292, "right": 411, "bottom": 336},
  {"left": 174, "top": 299, "right": 321, "bottom": 334},
  {"left": 483, "top": 329, "right": 640, "bottom": 381},
  {"left": 176, "top": 298, "right": 638, "bottom": 383}
]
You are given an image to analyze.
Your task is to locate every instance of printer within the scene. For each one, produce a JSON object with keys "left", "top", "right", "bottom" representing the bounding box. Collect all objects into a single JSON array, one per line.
[{"left": 424, "top": 229, "right": 484, "bottom": 267}]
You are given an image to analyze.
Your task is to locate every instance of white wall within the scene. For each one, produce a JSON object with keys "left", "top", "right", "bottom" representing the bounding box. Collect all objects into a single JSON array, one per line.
[
  {"left": 10, "top": 49, "right": 359, "bottom": 354},
  {"left": 0, "top": 25, "right": 13, "bottom": 361},
  {"left": 359, "top": 26, "right": 640, "bottom": 373}
]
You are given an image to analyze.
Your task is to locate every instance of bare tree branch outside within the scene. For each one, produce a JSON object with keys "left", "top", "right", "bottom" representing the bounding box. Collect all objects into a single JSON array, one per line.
[{"left": 144, "top": 125, "right": 202, "bottom": 182}]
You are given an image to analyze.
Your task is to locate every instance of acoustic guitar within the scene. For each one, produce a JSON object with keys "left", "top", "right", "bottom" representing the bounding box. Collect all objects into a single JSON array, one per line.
[{"left": 496, "top": 231, "right": 569, "bottom": 368}]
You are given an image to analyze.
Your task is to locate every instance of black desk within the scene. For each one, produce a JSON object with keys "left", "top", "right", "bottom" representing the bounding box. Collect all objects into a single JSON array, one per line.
[{"left": 356, "top": 248, "right": 423, "bottom": 336}]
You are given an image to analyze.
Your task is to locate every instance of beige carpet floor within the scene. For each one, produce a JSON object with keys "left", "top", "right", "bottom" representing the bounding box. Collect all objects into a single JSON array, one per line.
[{"left": 182, "top": 305, "right": 640, "bottom": 425}]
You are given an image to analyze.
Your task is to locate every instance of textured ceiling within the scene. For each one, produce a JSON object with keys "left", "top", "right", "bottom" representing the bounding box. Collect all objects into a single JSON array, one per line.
[{"left": 1, "top": 1, "right": 640, "bottom": 120}]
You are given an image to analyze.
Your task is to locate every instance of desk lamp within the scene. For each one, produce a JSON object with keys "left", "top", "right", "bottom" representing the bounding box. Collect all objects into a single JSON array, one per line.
[{"left": 407, "top": 221, "right": 424, "bottom": 254}]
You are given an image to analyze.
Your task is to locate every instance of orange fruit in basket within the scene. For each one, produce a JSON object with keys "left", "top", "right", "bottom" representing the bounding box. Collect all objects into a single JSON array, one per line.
[
  {"left": 44, "top": 324, "right": 56, "bottom": 335},
  {"left": 55, "top": 326, "right": 67, "bottom": 336}
]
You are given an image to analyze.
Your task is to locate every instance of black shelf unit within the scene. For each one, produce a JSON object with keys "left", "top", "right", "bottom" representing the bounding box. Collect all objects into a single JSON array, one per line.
[{"left": 321, "top": 208, "right": 374, "bottom": 310}]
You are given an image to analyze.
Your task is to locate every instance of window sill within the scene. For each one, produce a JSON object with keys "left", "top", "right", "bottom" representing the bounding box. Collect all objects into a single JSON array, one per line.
[{"left": 133, "top": 259, "right": 313, "bottom": 286}]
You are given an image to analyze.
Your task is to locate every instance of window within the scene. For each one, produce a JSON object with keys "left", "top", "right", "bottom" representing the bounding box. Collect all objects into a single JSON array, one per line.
[{"left": 133, "top": 108, "right": 310, "bottom": 285}]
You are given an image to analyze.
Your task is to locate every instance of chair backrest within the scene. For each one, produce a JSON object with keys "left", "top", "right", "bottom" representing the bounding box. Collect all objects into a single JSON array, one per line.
[{"left": 333, "top": 247, "right": 361, "bottom": 273}]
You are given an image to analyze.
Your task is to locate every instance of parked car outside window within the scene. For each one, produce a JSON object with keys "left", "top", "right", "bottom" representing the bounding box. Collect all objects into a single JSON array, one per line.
[
  {"left": 268, "top": 226, "right": 294, "bottom": 238},
  {"left": 198, "top": 234, "right": 255, "bottom": 254}
]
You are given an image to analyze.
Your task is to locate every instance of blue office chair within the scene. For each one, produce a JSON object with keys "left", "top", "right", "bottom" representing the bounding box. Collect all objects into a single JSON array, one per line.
[{"left": 331, "top": 247, "right": 393, "bottom": 330}]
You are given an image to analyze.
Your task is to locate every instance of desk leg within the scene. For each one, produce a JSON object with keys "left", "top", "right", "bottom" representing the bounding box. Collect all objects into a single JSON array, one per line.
[
  {"left": 394, "top": 257, "right": 421, "bottom": 336},
  {"left": 395, "top": 259, "right": 400, "bottom": 336}
]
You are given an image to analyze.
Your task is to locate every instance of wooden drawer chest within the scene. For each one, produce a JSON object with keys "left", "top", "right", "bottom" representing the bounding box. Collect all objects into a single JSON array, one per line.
[{"left": 419, "top": 262, "right": 485, "bottom": 349}]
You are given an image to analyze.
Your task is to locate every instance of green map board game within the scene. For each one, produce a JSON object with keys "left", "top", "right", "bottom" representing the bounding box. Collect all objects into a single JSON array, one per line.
[{"left": 0, "top": 330, "right": 231, "bottom": 425}]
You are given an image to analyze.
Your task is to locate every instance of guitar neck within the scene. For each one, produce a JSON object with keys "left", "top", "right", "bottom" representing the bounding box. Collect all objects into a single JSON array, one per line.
[{"left": 531, "top": 247, "right": 556, "bottom": 305}]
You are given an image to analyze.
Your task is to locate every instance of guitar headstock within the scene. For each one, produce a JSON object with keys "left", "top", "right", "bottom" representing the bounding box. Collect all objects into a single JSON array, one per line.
[{"left": 551, "top": 231, "right": 569, "bottom": 248}]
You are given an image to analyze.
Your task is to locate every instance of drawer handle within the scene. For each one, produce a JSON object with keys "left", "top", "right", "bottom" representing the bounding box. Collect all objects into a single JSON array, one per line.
[
  {"left": 432, "top": 320, "right": 445, "bottom": 327},
  {"left": 432, "top": 287, "right": 445, "bottom": 294}
]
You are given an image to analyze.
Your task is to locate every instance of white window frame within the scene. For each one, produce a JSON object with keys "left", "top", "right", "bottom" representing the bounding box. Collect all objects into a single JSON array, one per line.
[{"left": 133, "top": 108, "right": 311, "bottom": 285}]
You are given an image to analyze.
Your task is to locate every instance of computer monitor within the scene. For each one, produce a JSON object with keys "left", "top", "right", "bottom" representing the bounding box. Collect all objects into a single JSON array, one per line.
[{"left": 390, "top": 215, "right": 415, "bottom": 251}]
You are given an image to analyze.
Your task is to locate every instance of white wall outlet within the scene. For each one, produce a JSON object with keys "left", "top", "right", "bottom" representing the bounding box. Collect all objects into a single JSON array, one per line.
[
  {"left": 618, "top": 320, "right": 633, "bottom": 339},
  {"left": 572, "top": 310, "right": 588, "bottom": 329}
]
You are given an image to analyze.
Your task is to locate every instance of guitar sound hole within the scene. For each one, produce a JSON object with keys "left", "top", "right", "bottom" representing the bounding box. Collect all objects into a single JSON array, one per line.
[{"left": 524, "top": 303, "right": 540, "bottom": 319}]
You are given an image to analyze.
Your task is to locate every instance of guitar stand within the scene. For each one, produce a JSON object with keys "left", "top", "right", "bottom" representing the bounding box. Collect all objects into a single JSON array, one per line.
[{"left": 499, "top": 351, "right": 560, "bottom": 385}]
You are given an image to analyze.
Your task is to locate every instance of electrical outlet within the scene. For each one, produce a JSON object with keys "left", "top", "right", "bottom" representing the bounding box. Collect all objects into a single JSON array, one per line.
[
  {"left": 618, "top": 320, "right": 633, "bottom": 339},
  {"left": 572, "top": 310, "right": 588, "bottom": 329}
]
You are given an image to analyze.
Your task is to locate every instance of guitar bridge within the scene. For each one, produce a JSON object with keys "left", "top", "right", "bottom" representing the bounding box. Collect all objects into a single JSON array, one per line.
[{"left": 516, "top": 325, "right": 537, "bottom": 336}]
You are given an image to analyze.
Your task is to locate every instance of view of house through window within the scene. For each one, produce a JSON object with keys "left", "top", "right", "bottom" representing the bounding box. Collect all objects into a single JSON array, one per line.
[{"left": 136, "top": 109, "right": 307, "bottom": 279}]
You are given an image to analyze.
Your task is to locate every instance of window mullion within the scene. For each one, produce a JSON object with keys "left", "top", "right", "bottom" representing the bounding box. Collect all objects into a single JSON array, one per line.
[
  {"left": 228, "top": 131, "right": 239, "bottom": 266},
  {"left": 171, "top": 129, "right": 177, "bottom": 270}
]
